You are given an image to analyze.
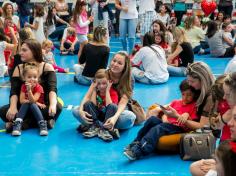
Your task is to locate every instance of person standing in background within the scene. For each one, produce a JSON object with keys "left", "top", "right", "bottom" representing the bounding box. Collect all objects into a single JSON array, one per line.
[{"left": 138, "top": 0, "right": 156, "bottom": 43}]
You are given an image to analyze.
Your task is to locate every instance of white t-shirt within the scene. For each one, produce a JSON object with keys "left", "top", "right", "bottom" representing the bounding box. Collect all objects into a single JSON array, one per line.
[
  {"left": 132, "top": 44, "right": 169, "bottom": 83},
  {"left": 33, "top": 17, "right": 46, "bottom": 44},
  {"left": 156, "top": 13, "right": 170, "bottom": 26},
  {"left": 0, "top": 41, "right": 6, "bottom": 66},
  {"left": 138, "top": 0, "right": 155, "bottom": 14},
  {"left": 223, "top": 31, "right": 234, "bottom": 48},
  {"left": 47, "top": 15, "right": 60, "bottom": 35},
  {"left": 205, "top": 169, "right": 217, "bottom": 176},
  {"left": 119, "top": 0, "right": 138, "bottom": 19},
  {"left": 225, "top": 55, "right": 236, "bottom": 73}
]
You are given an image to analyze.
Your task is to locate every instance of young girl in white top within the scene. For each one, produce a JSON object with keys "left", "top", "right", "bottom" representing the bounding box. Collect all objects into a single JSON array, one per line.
[
  {"left": 73, "top": 0, "right": 94, "bottom": 58},
  {"left": 42, "top": 39, "right": 69, "bottom": 73},
  {"left": 156, "top": 4, "right": 170, "bottom": 26},
  {"left": 25, "top": 4, "right": 46, "bottom": 44}
]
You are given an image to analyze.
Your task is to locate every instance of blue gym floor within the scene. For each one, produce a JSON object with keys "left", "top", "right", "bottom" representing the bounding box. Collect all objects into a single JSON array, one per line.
[{"left": 0, "top": 37, "right": 230, "bottom": 175}]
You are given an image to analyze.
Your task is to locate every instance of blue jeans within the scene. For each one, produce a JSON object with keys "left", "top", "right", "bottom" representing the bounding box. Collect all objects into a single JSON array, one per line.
[
  {"left": 49, "top": 25, "right": 67, "bottom": 41},
  {"left": 133, "top": 116, "right": 184, "bottom": 155},
  {"left": 84, "top": 101, "right": 117, "bottom": 127},
  {"left": 72, "top": 106, "right": 136, "bottom": 130},
  {"left": 167, "top": 66, "right": 186, "bottom": 77},
  {"left": 119, "top": 18, "right": 137, "bottom": 54},
  {"left": 73, "top": 64, "right": 92, "bottom": 86},
  {"left": 19, "top": 15, "right": 29, "bottom": 28},
  {"left": 16, "top": 103, "right": 44, "bottom": 122},
  {"left": 132, "top": 67, "right": 163, "bottom": 84}
]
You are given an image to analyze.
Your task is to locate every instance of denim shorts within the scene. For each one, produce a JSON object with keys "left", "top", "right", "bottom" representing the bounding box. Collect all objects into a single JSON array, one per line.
[{"left": 77, "top": 34, "right": 88, "bottom": 43}]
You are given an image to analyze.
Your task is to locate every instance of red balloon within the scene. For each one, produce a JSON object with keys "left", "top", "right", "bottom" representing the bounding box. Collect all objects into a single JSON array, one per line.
[{"left": 201, "top": 0, "right": 217, "bottom": 17}]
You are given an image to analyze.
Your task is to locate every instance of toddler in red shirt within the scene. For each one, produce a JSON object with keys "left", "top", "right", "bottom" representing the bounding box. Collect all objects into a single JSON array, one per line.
[
  {"left": 12, "top": 62, "right": 48, "bottom": 137},
  {"left": 82, "top": 69, "right": 119, "bottom": 141}
]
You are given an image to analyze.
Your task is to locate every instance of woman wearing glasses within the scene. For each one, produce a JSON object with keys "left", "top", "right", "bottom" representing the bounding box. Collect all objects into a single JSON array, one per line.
[
  {"left": 73, "top": 26, "right": 110, "bottom": 85},
  {"left": 0, "top": 39, "right": 62, "bottom": 132},
  {"left": 73, "top": 51, "right": 136, "bottom": 132}
]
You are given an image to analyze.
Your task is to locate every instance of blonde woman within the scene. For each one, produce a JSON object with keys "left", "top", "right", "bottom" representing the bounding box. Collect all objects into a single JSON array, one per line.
[
  {"left": 184, "top": 16, "right": 208, "bottom": 54},
  {"left": 167, "top": 27, "right": 194, "bottom": 77},
  {"left": 73, "top": 26, "right": 110, "bottom": 85}
]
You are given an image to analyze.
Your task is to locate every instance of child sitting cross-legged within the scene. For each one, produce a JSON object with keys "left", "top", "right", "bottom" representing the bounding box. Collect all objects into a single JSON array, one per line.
[
  {"left": 82, "top": 69, "right": 120, "bottom": 142},
  {"left": 12, "top": 62, "right": 48, "bottom": 136},
  {"left": 124, "top": 79, "right": 199, "bottom": 160}
]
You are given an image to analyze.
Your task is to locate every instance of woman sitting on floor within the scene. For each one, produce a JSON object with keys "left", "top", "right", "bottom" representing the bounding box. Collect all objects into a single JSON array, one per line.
[
  {"left": 131, "top": 32, "right": 169, "bottom": 84},
  {"left": 0, "top": 39, "right": 62, "bottom": 132},
  {"left": 73, "top": 51, "right": 136, "bottom": 132},
  {"left": 167, "top": 27, "right": 194, "bottom": 77},
  {"left": 73, "top": 25, "right": 110, "bottom": 85},
  {"left": 190, "top": 72, "right": 236, "bottom": 176},
  {"left": 206, "top": 20, "right": 236, "bottom": 58}
]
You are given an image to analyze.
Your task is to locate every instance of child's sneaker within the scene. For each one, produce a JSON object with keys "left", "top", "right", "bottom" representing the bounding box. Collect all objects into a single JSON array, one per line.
[
  {"left": 38, "top": 120, "right": 48, "bottom": 136},
  {"left": 82, "top": 125, "right": 99, "bottom": 138},
  {"left": 123, "top": 150, "right": 137, "bottom": 161},
  {"left": 12, "top": 120, "right": 22, "bottom": 136},
  {"left": 76, "top": 124, "right": 90, "bottom": 133},
  {"left": 47, "top": 119, "right": 55, "bottom": 129},
  {"left": 98, "top": 129, "right": 113, "bottom": 142},
  {"left": 124, "top": 141, "right": 140, "bottom": 151},
  {"left": 109, "top": 128, "right": 120, "bottom": 139},
  {"left": 123, "top": 143, "right": 143, "bottom": 161},
  {"left": 5, "top": 121, "right": 13, "bottom": 133},
  {"left": 198, "top": 48, "right": 205, "bottom": 55}
]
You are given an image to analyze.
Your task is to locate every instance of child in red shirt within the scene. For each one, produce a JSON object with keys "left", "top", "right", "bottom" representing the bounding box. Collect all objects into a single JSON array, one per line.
[
  {"left": 124, "top": 79, "right": 198, "bottom": 160},
  {"left": 208, "top": 75, "right": 231, "bottom": 141},
  {"left": 82, "top": 69, "right": 119, "bottom": 141},
  {"left": 12, "top": 62, "right": 48, "bottom": 137},
  {"left": 4, "top": 16, "right": 18, "bottom": 69}
]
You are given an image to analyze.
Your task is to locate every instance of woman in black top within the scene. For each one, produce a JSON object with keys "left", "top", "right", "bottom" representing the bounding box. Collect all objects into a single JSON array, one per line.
[
  {"left": 0, "top": 39, "right": 62, "bottom": 132},
  {"left": 73, "top": 26, "right": 110, "bottom": 85},
  {"left": 167, "top": 27, "right": 194, "bottom": 77}
]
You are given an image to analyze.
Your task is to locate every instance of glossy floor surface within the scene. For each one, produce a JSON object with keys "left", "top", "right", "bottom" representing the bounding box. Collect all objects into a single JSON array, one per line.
[{"left": 0, "top": 38, "right": 230, "bottom": 175}]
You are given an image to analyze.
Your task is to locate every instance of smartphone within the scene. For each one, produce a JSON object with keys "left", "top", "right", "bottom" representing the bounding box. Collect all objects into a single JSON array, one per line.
[{"left": 155, "top": 103, "right": 167, "bottom": 110}]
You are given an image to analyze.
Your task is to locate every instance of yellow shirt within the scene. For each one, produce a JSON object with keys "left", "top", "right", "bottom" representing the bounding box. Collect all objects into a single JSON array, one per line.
[{"left": 185, "top": 26, "right": 205, "bottom": 49}]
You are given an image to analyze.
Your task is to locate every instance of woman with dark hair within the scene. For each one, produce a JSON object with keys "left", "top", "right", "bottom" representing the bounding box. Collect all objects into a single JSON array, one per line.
[
  {"left": 152, "top": 19, "right": 173, "bottom": 46},
  {"left": 131, "top": 32, "right": 169, "bottom": 84},
  {"left": 0, "top": 39, "right": 62, "bottom": 132},
  {"left": 206, "top": 20, "right": 235, "bottom": 57}
]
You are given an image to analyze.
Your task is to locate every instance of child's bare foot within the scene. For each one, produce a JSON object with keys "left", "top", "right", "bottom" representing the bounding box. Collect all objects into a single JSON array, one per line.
[{"left": 60, "top": 51, "right": 68, "bottom": 55}]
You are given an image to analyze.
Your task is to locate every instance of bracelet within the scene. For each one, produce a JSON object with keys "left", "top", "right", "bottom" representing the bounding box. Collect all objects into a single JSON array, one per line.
[{"left": 220, "top": 114, "right": 227, "bottom": 125}]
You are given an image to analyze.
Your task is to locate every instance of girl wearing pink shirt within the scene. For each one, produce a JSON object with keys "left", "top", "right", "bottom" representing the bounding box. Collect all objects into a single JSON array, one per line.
[{"left": 73, "top": 0, "right": 94, "bottom": 59}]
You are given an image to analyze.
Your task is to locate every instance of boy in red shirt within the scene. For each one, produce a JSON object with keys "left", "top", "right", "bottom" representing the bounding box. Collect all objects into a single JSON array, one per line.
[
  {"left": 82, "top": 69, "right": 119, "bottom": 141},
  {"left": 124, "top": 79, "right": 198, "bottom": 160}
]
